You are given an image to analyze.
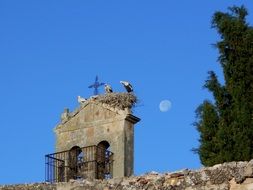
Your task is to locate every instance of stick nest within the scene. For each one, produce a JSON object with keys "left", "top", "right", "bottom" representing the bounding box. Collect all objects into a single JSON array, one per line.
[{"left": 94, "top": 92, "right": 137, "bottom": 110}]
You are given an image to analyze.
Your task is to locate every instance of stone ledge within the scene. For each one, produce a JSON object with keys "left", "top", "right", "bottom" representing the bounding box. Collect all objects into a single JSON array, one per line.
[
  {"left": 0, "top": 183, "right": 56, "bottom": 190},
  {"left": 1, "top": 160, "right": 253, "bottom": 190}
]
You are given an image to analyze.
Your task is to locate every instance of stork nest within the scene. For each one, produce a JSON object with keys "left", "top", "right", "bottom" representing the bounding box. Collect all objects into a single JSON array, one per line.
[{"left": 94, "top": 92, "right": 137, "bottom": 110}]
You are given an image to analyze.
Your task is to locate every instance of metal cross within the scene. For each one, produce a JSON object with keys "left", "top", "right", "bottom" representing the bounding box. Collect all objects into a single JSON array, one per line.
[{"left": 88, "top": 75, "right": 105, "bottom": 95}]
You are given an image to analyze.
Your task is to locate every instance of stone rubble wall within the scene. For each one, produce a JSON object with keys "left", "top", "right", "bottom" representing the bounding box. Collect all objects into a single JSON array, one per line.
[
  {"left": 0, "top": 183, "right": 56, "bottom": 190},
  {"left": 2, "top": 160, "right": 253, "bottom": 190}
]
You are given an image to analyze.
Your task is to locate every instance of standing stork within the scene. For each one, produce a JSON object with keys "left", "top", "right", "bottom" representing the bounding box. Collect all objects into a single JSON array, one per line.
[
  {"left": 120, "top": 81, "right": 133, "bottom": 92},
  {"left": 77, "top": 96, "right": 87, "bottom": 104},
  {"left": 104, "top": 84, "right": 113, "bottom": 93}
]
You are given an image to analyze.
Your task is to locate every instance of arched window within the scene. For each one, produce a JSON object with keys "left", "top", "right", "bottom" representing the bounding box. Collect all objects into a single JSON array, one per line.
[
  {"left": 98, "top": 141, "right": 110, "bottom": 151},
  {"left": 97, "top": 141, "right": 112, "bottom": 179},
  {"left": 68, "top": 146, "right": 84, "bottom": 180}
]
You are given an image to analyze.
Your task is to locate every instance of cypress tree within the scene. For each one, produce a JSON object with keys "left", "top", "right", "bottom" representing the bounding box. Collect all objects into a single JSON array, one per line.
[{"left": 194, "top": 6, "right": 253, "bottom": 166}]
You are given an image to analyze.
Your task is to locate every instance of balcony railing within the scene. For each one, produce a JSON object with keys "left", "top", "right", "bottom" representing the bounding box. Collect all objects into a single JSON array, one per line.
[{"left": 45, "top": 145, "right": 113, "bottom": 183}]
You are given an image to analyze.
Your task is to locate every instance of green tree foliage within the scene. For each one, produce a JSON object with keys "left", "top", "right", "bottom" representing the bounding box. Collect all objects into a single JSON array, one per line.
[{"left": 194, "top": 6, "right": 253, "bottom": 166}]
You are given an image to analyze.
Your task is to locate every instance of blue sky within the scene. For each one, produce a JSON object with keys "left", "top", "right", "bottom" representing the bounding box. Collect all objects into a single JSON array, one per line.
[{"left": 0, "top": 0, "right": 253, "bottom": 184}]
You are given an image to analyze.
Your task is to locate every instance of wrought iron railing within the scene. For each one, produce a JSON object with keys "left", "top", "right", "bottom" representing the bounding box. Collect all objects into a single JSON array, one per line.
[{"left": 45, "top": 145, "right": 113, "bottom": 182}]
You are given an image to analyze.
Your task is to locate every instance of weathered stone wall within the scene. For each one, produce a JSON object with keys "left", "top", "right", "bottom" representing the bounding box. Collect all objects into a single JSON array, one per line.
[
  {"left": 55, "top": 97, "right": 140, "bottom": 178},
  {"left": 0, "top": 183, "right": 56, "bottom": 190},
  {"left": 2, "top": 160, "right": 253, "bottom": 190}
]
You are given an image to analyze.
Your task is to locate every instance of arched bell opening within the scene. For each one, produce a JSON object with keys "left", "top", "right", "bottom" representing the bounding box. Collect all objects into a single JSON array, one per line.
[
  {"left": 68, "top": 146, "right": 84, "bottom": 180},
  {"left": 97, "top": 141, "right": 113, "bottom": 179}
]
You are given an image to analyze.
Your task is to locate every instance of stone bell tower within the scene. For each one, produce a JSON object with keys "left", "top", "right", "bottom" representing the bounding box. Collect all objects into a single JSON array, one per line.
[{"left": 45, "top": 93, "right": 140, "bottom": 182}]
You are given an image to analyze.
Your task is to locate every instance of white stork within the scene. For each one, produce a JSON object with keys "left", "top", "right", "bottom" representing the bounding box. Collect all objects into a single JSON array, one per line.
[
  {"left": 104, "top": 84, "right": 113, "bottom": 93},
  {"left": 77, "top": 96, "right": 87, "bottom": 104},
  {"left": 120, "top": 81, "right": 133, "bottom": 92}
]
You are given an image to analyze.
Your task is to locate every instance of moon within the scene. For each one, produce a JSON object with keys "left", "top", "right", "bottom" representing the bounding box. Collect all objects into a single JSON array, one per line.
[{"left": 159, "top": 100, "right": 172, "bottom": 112}]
